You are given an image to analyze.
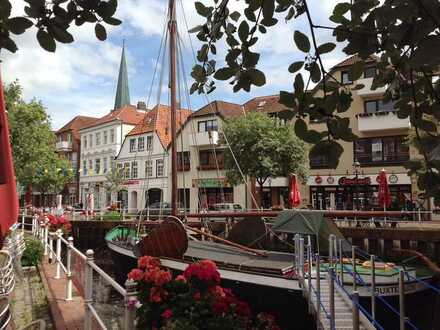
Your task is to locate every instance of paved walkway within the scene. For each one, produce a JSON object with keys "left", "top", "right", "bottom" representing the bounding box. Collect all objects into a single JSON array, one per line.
[{"left": 39, "top": 257, "right": 85, "bottom": 329}]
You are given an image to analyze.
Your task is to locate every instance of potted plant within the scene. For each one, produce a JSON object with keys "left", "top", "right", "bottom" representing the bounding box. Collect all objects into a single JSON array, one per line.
[
  {"left": 127, "top": 257, "right": 280, "bottom": 330},
  {"left": 47, "top": 214, "right": 72, "bottom": 239}
]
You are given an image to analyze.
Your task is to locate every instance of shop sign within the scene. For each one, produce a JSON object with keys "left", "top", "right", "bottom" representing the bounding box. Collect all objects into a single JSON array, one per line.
[
  {"left": 389, "top": 174, "right": 398, "bottom": 184},
  {"left": 315, "top": 176, "right": 323, "bottom": 184},
  {"left": 123, "top": 180, "right": 140, "bottom": 185},
  {"left": 193, "top": 178, "right": 229, "bottom": 188},
  {"left": 338, "top": 177, "right": 371, "bottom": 186},
  {"left": 327, "top": 176, "right": 335, "bottom": 184}
]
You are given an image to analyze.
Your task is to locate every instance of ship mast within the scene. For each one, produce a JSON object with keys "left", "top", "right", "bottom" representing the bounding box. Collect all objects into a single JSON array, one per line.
[{"left": 168, "top": 0, "right": 178, "bottom": 217}]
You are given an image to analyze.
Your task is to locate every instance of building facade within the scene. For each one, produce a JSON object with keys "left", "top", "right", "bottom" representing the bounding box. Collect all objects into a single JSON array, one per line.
[
  {"left": 115, "top": 105, "right": 191, "bottom": 211},
  {"left": 175, "top": 101, "right": 251, "bottom": 212},
  {"left": 302, "top": 55, "right": 418, "bottom": 211},
  {"left": 54, "top": 116, "right": 98, "bottom": 205}
]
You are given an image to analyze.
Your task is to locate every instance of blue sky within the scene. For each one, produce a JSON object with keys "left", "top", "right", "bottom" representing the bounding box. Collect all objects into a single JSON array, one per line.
[{"left": 2, "top": 0, "right": 345, "bottom": 129}]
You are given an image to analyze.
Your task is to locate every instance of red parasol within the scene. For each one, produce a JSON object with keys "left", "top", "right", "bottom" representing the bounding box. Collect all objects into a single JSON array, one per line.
[
  {"left": 378, "top": 169, "right": 391, "bottom": 209},
  {"left": 0, "top": 69, "right": 19, "bottom": 236},
  {"left": 288, "top": 174, "right": 301, "bottom": 208}
]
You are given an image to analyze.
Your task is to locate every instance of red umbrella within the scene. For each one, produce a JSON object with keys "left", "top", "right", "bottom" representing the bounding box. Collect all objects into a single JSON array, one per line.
[
  {"left": 0, "top": 69, "right": 19, "bottom": 236},
  {"left": 378, "top": 169, "right": 391, "bottom": 209},
  {"left": 288, "top": 174, "right": 301, "bottom": 208}
]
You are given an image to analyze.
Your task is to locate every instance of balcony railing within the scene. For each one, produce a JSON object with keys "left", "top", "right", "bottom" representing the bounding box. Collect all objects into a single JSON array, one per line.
[
  {"left": 56, "top": 141, "right": 72, "bottom": 151},
  {"left": 357, "top": 111, "right": 410, "bottom": 132},
  {"left": 197, "top": 164, "right": 224, "bottom": 171},
  {"left": 189, "top": 131, "right": 219, "bottom": 146},
  {"left": 356, "top": 77, "right": 387, "bottom": 98}
]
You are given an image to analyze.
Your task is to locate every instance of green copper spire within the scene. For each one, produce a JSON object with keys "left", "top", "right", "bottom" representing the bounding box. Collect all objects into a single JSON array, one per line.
[{"left": 114, "top": 41, "right": 131, "bottom": 110}]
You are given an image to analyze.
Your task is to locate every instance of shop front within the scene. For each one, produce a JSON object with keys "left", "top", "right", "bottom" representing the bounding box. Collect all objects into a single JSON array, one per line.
[
  {"left": 308, "top": 173, "right": 413, "bottom": 211},
  {"left": 193, "top": 178, "right": 233, "bottom": 210}
]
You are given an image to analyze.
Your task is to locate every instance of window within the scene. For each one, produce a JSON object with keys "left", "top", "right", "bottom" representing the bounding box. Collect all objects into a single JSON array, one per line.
[
  {"left": 103, "top": 157, "right": 108, "bottom": 173},
  {"left": 67, "top": 133, "right": 72, "bottom": 142},
  {"left": 117, "top": 163, "right": 123, "bottom": 175},
  {"left": 146, "top": 136, "right": 153, "bottom": 150},
  {"left": 177, "top": 151, "right": 190, "bottom": 171},
  {"left": 138, "top": 137, "right": 145, "bottom": 151},
  {"left": 83, "top": 160, "right": 87, "bottom": 175},
  {"left": 88, "top": 159, "right": 93, "bottom": 173},
  {"left": 110, "top": 128, "right": 115, "bottom": 143},
  {"left": 364, "top": 66, "right": 376, "bottom": 78},
  {"left": 364, "top": 100, "right": 395, "bottom": 113},
  {"left": 310, "top": 154, "right": 330, "bottom": 169},
  {"left": 341, "top": 71, "right": 351, "bottom": 84},
  {"left": 354, "top": 136, "right": 409, "bottom": 165},
  {"left": 96, "top": 132, "right": 101, "bottom": 146},
  {"left": 89, "top": 134, "right": 93, "bottom": 147},
  {"left": 83, "top": 136, "right": 87, "bottom": 149},
  {"left": 103, "top": 131, "right": 108, "bottom": 144},
  {"left": 131, "top": 161, "right": 138, "bottom": 178},
  {"left": 198, "top": 119, "right": 218, "bottom": 132},
  {"left": 124, "top": 163, "right": 130, "bottom": 179},
  {"left": 129, "top": 138, "right": 137, "bottom": 152},
  {"left": 199, "top": 149, "right": 224, "bottom": 170},
  {"left": 145, "top": 160, "right": 153, "bottom": 177},
  {"left": 95, "top": 158, "right": 101, "bottom": 174},
  {"left": 156, "top": 159, "right": 164, "bottom": 177}
]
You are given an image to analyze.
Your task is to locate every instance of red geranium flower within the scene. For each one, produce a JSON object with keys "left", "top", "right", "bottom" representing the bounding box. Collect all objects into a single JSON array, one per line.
[
  {"left": 183, "top": 259, "right": 220, "bottom": 285},
  {"left": 161, "top": 309, "right": 173, "bottom": 319},
  {"left": 127, "top": 268, "right": 144, "bottom": 282},
  {"left": 138, "top": 256, "right": 161, "bottom": 270}
]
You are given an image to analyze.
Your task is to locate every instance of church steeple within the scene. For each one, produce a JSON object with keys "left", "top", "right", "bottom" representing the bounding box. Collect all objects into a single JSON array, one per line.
[{"left": 114, "top": 41, "right": 131, "bottom": 110}]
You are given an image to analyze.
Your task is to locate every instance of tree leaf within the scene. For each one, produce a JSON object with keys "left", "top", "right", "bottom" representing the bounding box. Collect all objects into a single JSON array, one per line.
[
  {"left": 50, "top": 25, "right": 74, "bottom": 43},
  {"left": 7, "top": 17, "right": 33, "bottom": 35},
  {"left": 349, "top": 61, "right": 364, "bottom": 81},
  {"left": 214, "top": 67, "right": 235, "bottom": 80},
  {"left": 293, "top": 30, "right": 310, "bottom": 53},
  {"left": 95, "top": 23, "right": 107, "bottom": 41},
  {"left": 103, "top": 17, "right": 122, "bottom": 25},
  {"left": 238, "top": 21, "right": 249, "bottom": 42},
  {"left": 294, "top": 73, "right": 304, "bottom": 93},
  {"left": 249, "top": 69, "right": 266, "bottom": 86},
  {"left": 310, "top": 62, "right": 321, "bottom": 83},
  {"left": 195, "top": 2, "right": 211, "bottom": 17},
  {"left": 230, "top": 11, "right": 240, "bottom": 21},
  {"left": 288, "top": 61, "right": 304, "bottom": 73},
  {"left": 37, "top": 29, "right": 56, "bottom": 52},
  {"left": 2, "top": 37, "right": 18, "bottom": 53},
  {"left": 294, "top": 118, "right": 307, "bottom": 138},
  {"left": 333, "top": 2, "right": 350, "bottom": 17},
  {"left": 317, "top": 42, "right": 336, "bottom": 55}
]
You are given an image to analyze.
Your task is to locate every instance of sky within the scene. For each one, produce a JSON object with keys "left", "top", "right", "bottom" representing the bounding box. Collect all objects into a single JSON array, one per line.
[{"left": 2, "top": 0, "right": 346, "bottom": 129}]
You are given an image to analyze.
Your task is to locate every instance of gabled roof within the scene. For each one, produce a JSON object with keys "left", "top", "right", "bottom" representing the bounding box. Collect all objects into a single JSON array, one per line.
[
  {"left": 332, "top": 54, "right": 378, "bottom": 69},
  {"left": 56, "top": 116, "right": 98, "bottom": 134},
  {"left": 190, "top": 100, "right": 244, "bottom": 119},
  {"left": 79, "top": 105, "right": 146, "bottom": 131},
  {"left": 243, "top": 95, "right": 289, "bottom": 114},
  {"left": 126, "top": 104, "right": 192, "bottom": 148}
]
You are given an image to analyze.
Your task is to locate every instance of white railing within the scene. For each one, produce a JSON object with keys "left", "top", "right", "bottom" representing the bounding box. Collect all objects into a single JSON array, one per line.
[{"left": 29, "top": 218, "right": 138, "bottom": 330}]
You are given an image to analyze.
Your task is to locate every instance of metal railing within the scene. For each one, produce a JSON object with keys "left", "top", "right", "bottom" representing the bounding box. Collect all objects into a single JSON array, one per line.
[{"left": 29, "top": 216, "right": 138, "bottom": 330}]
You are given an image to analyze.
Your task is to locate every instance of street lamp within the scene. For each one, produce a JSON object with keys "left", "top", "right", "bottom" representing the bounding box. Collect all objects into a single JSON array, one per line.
[{"left": 353, "top": 160, "right": 361, "bottom": 210}]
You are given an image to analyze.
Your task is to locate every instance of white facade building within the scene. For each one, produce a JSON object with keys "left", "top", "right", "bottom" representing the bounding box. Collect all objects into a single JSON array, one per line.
[
  {"left": 115, "top": 105, "right": 192, "bottom": 211},
  {"left": 78, "top": 105, "right": 146, "bottom": 210}
]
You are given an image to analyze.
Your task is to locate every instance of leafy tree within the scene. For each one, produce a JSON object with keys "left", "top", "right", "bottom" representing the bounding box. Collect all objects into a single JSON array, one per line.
[
  {"left": 5, "top": 80, "right": 72, "bottom": 204},
  {"left": 190, "top": 0, "right": 440, "bottom": 203},
  {"left": 0, "top": 0, "right": 120, "bottom": 53},
  {"left": 104, "top": 167, "right": 124, "bottom": 198},
  {"left": 221, "top": 112, "right": 308, "bottom": 207}
]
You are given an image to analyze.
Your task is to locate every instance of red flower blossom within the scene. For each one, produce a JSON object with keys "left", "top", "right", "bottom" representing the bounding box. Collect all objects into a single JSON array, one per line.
[
  {"left": 175, "top": 275, "right": 186, "bottom": 283},
  {"left": 209, "top": 285, "right": 225, "bottom": 298},
  {"left": 212, "top": 300, "right": 229, "bottom": 314},
  {"left": 127, "top": 268, "right": 144, "bottom": 282},
  {"left": 149, "top": 287, "right": 162, "bottom": 303},
  {"left": 138, "top": 256, "right": 161, "bottom": 270},
  {"left": 183, "top": 259, "right": 220, "bottom": 285},
  {"left": 161, "top": 309, "right": 173, "bottom": 319},
  {"left": 193, "top": 292, "right": 201, "bottom": 301},
  {"left": 144, "top": 268, "right": 172, "bottom": 287}
]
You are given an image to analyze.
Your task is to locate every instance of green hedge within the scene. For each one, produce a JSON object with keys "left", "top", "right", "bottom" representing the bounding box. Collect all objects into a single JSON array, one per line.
[{"left": 22, "top": 237, "right": 44, "bottom": 267}]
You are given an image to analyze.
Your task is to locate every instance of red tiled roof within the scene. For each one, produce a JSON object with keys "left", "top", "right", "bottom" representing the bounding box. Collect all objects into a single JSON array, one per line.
[
  {"left": 191, "top": 100, "right": 244, "bottom": 119},
  {"left": 127, "top": 104, "right": 192, "bottom": 148},
  {"left": 243, "top": 95, "right": 290, "bottom": 114},
  {"left": 80, "top": 105, "right": 146, "bottom": 130},
  {"left": 56, "top": 115, "right": 99, "bottom": 140},
  {"left": 333, "top": 54, "right": 378, "bottom": 69}
]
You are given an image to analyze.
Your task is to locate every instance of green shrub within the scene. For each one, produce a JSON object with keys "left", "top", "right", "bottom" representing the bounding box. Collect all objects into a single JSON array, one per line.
[
  {"left": 102, "top": 211, "right": 122, "bottom": 221},
  {"left": 22, "top": 237, "right": 44, "bottom": 267}
]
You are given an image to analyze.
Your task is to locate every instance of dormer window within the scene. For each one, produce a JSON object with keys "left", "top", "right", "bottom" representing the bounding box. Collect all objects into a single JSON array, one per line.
[
  {"left": 364, "top": 66, "right": 376, "bottom": 78},
  {"left": 129, "top": 138, "right": 137, "bottom": 152}
]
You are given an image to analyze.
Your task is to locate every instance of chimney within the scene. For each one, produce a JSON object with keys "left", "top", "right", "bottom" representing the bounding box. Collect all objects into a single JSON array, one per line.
[{"left": 137, "top": 101, "right": 147, "bottom": 110}]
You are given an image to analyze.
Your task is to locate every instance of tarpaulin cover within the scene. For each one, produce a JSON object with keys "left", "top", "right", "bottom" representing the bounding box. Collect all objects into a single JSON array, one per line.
[{"left": 271, "top": 210, "right": 349, "bottom": 254}]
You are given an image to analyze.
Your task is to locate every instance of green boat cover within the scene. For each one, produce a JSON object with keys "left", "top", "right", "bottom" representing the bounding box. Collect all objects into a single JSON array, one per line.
[{"left": 271, "top": 210, "right": 349, "bottom": 254}]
